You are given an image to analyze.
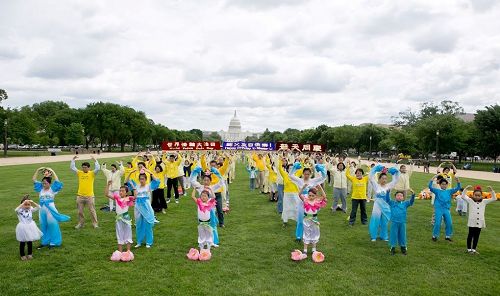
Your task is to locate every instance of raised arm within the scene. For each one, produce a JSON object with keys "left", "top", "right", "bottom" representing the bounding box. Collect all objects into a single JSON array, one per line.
[
  {"left": 386, "top": 167, "right": 401, "bottom": 190},
  {"left": 428, "top": 175, "right": 439, "bottom": 194},
  {"left": 407, "top": 189, "right": 415, "bottom": 207},
  {"left": 449, "top": 177, "right": 461, "bottom": 194},
  {"left": 91, "top": 156, "right": 100, "bottom": 174},
  {"left": 32, "top": 167, "right": 44, "bottom": 182},
  {"left": 70, "top": 156, "right": 78, "bottom": 173},
  {"left": 191, "top": 187, "right": 198, "bottom": 202},
  {"left": 484, "top": 186, "right": 497, "bottom": 204}
]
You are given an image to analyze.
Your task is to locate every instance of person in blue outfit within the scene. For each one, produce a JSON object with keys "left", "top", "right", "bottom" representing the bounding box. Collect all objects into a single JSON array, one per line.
[
  {"left": 32, "top": 167, "right": 70, "bottom": 249},
  {"left": 126, "top": 168, "right": 160, "bottom": 248},
  {"left": 428, "top": 175, "right": 461, "bottom": 242},
  {"left": 368, "top": 165, "right": 400, "bottom": 242},
  {"left": 384, "top": 189, "right": 415, "bottom": 255}
]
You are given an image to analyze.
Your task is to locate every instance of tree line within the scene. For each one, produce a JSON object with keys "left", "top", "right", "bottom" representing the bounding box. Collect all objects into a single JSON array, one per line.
[
  {"left": 253, "top": 100, "right": 499, "bottom": 162},
  {"left": 1, "top": 91, "right": 498, "bottom": 161},
  {"left": 0, "top": 93, "right": 221, "bottom": 151}
]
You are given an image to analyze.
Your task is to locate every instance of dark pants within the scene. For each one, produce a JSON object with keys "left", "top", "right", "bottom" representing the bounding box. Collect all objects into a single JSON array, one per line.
[
  {"left": 151, "top": 188, "right": 167, "bottom": 212},
  {"left": 20, "top": 241, "right": 33, "bottom": 256},
  {"left": 349, "top": 199, "right": 367, "bottom": 224},
  {"left": 215, "top": 192, "right": 224, "bottom": 226},
  {"left": 166, "top": 178, "right": 179, "bottom": 200},
  {"left": 467, "top": 227, "right": 481, "bottom": 249},
  {"left": 327, "top": 170, "right": 331, "bottom": 184}
]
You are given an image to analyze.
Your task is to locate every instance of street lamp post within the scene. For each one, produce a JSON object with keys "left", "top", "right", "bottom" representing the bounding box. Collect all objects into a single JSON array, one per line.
[
  {"left": 369, "top": 135, "right": 372, "bottom": 161},
  {"left": 436, "top": 130, "right": 440, "bottom": 162},
  {"left": 3, "top": 119, "right": 7, "bottom": 157}
]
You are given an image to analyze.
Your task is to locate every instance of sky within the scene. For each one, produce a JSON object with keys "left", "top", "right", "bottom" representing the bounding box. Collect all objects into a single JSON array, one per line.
[{"left": 1, "top": 0, "right": 499, "bottom": 132}]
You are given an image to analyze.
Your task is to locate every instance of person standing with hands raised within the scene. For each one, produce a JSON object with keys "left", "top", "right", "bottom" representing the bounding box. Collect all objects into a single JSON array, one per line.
[{"left": 70, "top": 155, "right": 100, "bottom": 229}]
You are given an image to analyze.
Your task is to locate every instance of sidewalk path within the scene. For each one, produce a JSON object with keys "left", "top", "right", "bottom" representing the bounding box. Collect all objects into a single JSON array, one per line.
[
  {"left": 359, "top": 160, "right": 499, "bottom": 182},
  {"left": 0, "top": 152, "right": 137, "bottom": 167}
]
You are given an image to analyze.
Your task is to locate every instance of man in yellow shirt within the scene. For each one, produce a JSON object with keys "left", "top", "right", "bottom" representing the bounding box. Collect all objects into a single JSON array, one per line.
[
  {"left": 252, "top": 153, "right": 266, "bottom": 193},
  {"left": 70, "top": 155, "right": 100, "bottom": 229},
  {"left": 162, "top": 151, "right": 182, "bottom": 204}
]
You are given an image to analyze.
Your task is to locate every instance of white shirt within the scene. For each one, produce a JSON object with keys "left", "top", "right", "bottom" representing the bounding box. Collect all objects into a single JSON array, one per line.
[
  {"left": 458, "top": 191, "right": 496, "bottom": 228},
  {"left": 16, "top": 206, "right": 38, "bottom": 224},
  {"left": 331, "top": 169, "right": 347, "bottom": 189}
]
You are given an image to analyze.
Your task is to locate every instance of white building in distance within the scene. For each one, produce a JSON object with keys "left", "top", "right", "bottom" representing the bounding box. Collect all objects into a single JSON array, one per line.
[{"left": 214, "top": 110, "right": 262, "bottom": 142}]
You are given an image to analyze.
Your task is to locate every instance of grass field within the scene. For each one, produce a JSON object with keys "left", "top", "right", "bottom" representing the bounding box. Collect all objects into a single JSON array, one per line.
[{"left": 0, "top": 158, "right": 499, "bottom": 296}]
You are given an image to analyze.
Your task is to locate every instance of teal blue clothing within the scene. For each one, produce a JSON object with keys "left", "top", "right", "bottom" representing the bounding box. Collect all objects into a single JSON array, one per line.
[{"left": 384, "top": 193, "right": 415, "bottom": 223}]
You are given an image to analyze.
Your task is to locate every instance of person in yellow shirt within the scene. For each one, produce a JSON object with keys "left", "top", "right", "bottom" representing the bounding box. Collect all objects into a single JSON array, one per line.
[
  {"left": 162, "top": 151, "right": 182, "bottom": 204},
  {"left": 252, "top": 153, "right": 266, "bottom": 193},
  {"left": 346, "top": 164, "right": 369, "bottom": 226},
  {"left": 266, "top": 156, "right": 278, "bottom": 201},
  {"left": 275, "top": 156, "right": 300, "bottom": 228},
  {"left": 201, "top": 153, "right": 229, "bottom": 227},
  {"left": 70, "top": 155, "right": 100, "bottom": 229},
  {"left": 151, "top": 164, "right": 167, "bottom": 213}
]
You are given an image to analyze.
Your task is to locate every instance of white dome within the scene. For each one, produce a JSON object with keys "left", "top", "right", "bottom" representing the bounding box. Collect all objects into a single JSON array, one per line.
[{"left": 228, "top": 110, "right": 241, "bottom": 132}]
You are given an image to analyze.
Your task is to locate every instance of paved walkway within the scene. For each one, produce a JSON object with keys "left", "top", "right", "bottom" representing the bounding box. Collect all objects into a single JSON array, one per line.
[
  {"left": 359, "top": 160, "right": 499, "bottom": 182},
  {"left": 0, "top": 152, "right": 137, "bottom": 167}
]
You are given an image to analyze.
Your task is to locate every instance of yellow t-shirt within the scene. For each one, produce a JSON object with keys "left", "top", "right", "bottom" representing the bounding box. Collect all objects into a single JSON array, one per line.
[
  {"left": 77, "top": 170, "right": 96, "bottom": 197},
  {"left": 346, "top": 169, "right": 368, "bottom": 200},
  {"left": 153, "top": 171, "right": 166, "bottom": 189}
]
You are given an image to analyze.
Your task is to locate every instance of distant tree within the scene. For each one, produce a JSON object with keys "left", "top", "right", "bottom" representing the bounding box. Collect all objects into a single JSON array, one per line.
[{"left": 474, "top": 104, "right": 500, "bottom": 161}]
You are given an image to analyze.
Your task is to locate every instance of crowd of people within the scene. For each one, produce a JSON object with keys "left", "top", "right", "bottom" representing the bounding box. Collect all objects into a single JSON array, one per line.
[{"left": 15, "top": 150, "right": 497, "bottom": 262}]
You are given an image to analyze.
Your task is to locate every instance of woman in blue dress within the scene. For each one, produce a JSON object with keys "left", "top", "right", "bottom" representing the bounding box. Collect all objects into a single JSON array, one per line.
[{"left": 32, "top": 167, "right": 70, "bottom": 248}]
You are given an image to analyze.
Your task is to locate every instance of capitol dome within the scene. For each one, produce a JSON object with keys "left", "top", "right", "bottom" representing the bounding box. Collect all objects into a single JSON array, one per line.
[
  {"left": 228, "top": 110, "right": 242, "bottom": 132},
  {"left": 217, "top": 110, "right": 262, "bottom": 142}
]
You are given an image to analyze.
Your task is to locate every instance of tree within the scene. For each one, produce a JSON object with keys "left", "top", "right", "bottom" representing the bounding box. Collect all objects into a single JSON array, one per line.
[
  {"left": 388, "top": 129, "right": 418, "bottom": 155},
  {"left": 0, "top": 89, "right": 7, "bottom": 102},
  {"left": 474, "top": 104, "right": 500, "bottom": 161},
  {"left": 392, "top": 100, "right": 464, "bottom": 127},
  {"left": 65, "top": 123, "right": 85, "bottom": 145},
  {"left": 205, "top": 132, "right": 222, "bottom": 141},
  {"left": 7, "top": 109, "right": 38, "bottom": 144},
  {"left": 332, "top": 125, "right": 361, "bottom": 153},
  {"left": 356, "top": 124, "right": 389, "bottom": 153}
]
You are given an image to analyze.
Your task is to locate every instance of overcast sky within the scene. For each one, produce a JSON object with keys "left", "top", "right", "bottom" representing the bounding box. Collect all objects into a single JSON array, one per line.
[{"left": 1, "top": 0, "right": 499, "bottom": 132}]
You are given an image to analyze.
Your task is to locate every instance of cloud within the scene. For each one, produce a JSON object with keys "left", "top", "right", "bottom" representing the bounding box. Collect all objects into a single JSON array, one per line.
[
  {"left": 0, "top": 44, "right": 23, "bottom": 59},
  {"left": 1, "top": 0, "right": 500, "bottom": 132},
  {"left": 411, "top": 28, "right": 459, "bottom": 53},
  {"left": 239, "top": 62, "right": 352, "bottom": 92},
  {"left": 226, "top": 0, "right": 307, "bottom": 10}
]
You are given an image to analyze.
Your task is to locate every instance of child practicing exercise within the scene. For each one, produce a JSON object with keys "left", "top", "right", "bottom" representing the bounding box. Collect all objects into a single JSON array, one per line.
[
  {"left": 384, "top": 190, "right": 415, "bottom": 255},
  {"left": 457, "top": 185, "right": 496, "bottom": 254},
  {"left": 15, "top": 196, "right": 43, "bottom": 261},
  {"left": 428, "top": 175, "right": 461, "bottom": 242},
  {"left": 246, "top": 165, "right": 257, "bottom": 190},
  {"left": 188, "top": 187, "right": 217, "bottom": 260},
  {"left": 105, "top": 181, "right": 136, "bottom": 262},
  {"left": 295, "top": 185, "right": 327, "bottom": 261}
]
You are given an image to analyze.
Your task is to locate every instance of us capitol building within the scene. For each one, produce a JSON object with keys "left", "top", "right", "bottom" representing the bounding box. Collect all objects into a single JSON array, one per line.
[{"left": 203, "top": 110, "right": 262, "bottom": 142}]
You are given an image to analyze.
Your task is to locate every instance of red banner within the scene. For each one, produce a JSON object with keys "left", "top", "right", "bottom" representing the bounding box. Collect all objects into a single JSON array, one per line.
[
  {"left": 161, "top": 141, "right": 221, "bottom": 151},
  {"left": 275, "top": 142, "right": 325, "bottom": 152}
]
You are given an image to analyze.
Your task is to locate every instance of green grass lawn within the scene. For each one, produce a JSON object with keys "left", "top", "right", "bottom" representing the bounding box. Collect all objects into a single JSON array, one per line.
[{"left": 0, "top": 158, "right": 499, "bottom": 296}]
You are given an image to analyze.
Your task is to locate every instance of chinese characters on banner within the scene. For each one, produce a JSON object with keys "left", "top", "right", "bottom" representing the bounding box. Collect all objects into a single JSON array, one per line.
[
  {"left": 222, "top": 142, "right": 275, "bottom": 151},
  {"left": 275, "top": 142, "right": 325, "bottom": 152},
  {"left": 161, "top": 141, "right": 221, "bottom": 151}
]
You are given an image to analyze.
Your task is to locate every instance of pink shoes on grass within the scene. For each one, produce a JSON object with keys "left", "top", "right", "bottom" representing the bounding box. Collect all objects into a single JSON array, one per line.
[
  {"left": 291, "top": 250, "right": 325, "bottom": 263},
  {"left": 187, "top": 248, "right": 212, "bottom": 261},
  {"left": 110, "top": 250, "right": 135, "bottom": 262}
]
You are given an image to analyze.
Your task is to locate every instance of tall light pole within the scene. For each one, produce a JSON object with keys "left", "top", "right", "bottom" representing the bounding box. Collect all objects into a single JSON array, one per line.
[
  {"left": 3, "top": 119, "right": 7, "bottom": 157},
  {"left": 436, "top": 130, "right": 440, "bottom": 162},
  {"left": 369, "top": 135, "right": 372, "bottom": 161}
]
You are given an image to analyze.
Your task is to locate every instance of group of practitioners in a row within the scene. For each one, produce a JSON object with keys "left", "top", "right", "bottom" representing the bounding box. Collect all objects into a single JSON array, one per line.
[
  {"left": 244, "top": 151, "right": 496, "bottom": 261},
  {"left": 15, "top": 151, "right": 238, "bottom": 262}
]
